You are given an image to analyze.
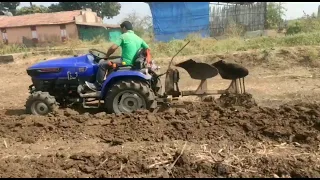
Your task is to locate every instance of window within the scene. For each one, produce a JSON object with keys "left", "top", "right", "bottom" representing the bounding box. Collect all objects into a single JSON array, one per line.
[
  {"left": 30, "top": 26, "right": 38, "bottom": 43},
  {"left": 1, "top": 28, "right": 8, "bottom": 44},
  {"left": 60, "top": 24, "right": 67, "bottom": 42},
  {"left": 32, "top": 31, "right": 38, "bottom": 39}
]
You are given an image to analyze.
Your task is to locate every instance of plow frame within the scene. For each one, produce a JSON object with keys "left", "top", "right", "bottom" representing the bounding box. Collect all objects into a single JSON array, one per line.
[
  {"left": 163, "top": 67, "right": 246, "bottom": 99},
  {"left": 158, "top": 40, "right": 247, "bottom": 101}
]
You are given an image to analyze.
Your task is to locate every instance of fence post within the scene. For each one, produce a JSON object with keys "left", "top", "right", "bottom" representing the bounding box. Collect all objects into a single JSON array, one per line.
[{"left": 263, "top": 2, "right": 267, "bottom": 30}]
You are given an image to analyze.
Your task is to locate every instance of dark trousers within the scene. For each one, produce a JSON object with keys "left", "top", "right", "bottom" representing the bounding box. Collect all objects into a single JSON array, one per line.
[{"left": 96, "top": 59, "right": 122, "bottom": 85}]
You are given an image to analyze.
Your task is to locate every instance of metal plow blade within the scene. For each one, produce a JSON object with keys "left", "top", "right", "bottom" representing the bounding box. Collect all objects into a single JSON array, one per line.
[
  {"left": 175, "top": 59, "right": 219, "bottom": 80},
  {"left": 169, "top": 59, "right": 226, "bottom": 97},
  {"left": 211, "top": 60, "right": 249, "bottom": 94},
  {"left": 163, "top": 41, "right": 249, "bottom": 100}
]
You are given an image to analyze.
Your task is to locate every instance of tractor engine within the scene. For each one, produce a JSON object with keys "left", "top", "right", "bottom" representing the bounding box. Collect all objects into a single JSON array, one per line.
[{"left": 29, "top": 77, "right": 82, "bottom": 106}]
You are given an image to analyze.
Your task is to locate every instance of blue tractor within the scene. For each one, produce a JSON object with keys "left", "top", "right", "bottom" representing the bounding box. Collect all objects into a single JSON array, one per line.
[
  {"left": 25, "top": 42, "right": 248, "bottom": 116},
  {"left": 26, "top": 48, "right": 162, "bottom": 115}
]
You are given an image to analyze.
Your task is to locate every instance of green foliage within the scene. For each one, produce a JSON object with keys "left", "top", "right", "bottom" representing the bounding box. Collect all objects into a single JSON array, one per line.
[
  {"left": 47, "top": 4, "right": 63, "bottom": 12},
  {"left": 48, "top": 2, "right": 121, "bottom": 19},
  {"left": 286, "top": 15, "right": 320, "bottom": 35},
  {"left": 286, "top": 22, "right": 302, "bottom": 35},
  {"left": 0, "top": 2, "right": 20, "bottom": 15},
  {"left": 266, "top": 2, "right": 286, "bottom": 29},
  {"left": 16, "top": 5, "right": 49, "bottom": 15}
]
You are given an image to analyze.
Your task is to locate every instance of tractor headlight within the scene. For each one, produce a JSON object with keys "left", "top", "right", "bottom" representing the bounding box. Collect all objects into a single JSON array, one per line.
[{"left": 87, "top": 54, "right": 95, "bottom": 63}]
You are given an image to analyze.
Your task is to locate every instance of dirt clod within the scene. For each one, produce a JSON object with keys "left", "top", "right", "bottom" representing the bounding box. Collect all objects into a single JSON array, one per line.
[{"left": 175, "top": 108, "right": 189, "bottom": 115}]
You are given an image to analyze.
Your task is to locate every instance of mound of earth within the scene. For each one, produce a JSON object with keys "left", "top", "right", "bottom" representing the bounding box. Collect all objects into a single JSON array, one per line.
[{"left": 218, "top": 93, "right": 257, "bottom": 108}]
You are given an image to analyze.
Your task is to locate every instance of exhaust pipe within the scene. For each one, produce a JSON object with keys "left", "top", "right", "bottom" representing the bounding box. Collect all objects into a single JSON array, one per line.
[{"left": 77, "top": 85, "right": 101, "bottom": 98}]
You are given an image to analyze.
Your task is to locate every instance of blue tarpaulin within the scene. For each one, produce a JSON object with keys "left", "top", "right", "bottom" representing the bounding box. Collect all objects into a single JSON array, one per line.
[{"left": 148, "top": 2, "right": 210, "bottom": 42}]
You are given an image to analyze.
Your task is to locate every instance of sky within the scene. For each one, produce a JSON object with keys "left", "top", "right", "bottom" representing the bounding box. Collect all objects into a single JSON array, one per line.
[{"left": 19, "top": 2, "right": 320, "bottom": 24}]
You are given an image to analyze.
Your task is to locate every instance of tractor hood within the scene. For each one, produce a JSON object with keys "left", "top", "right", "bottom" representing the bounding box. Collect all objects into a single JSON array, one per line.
[{"left": 28, "top": 55, "right": 89, "bottom": 69}]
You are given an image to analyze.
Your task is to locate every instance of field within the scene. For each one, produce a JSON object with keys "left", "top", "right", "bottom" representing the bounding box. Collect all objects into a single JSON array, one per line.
[{"left": 0, "top": 35, "right": 320, "bottom": 177}]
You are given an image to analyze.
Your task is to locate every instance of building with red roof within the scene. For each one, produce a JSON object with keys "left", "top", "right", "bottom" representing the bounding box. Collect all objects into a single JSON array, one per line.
[{"left": 0, "top": 8, "right": 120, "bottom": 45}]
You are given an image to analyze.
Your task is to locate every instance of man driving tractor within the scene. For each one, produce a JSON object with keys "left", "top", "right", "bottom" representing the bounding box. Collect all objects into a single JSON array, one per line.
[{"left": 85, "top": 21, "right": 150, "bottom": 91}]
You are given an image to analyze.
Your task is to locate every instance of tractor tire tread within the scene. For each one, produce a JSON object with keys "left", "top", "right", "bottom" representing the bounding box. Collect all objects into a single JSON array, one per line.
[
  {"left": 105, "top": 79, "right": 157, "bottom": 114},
  {"left": 25, "top": 91, "right": 58, "bottom": 115},
  {"left": 154, "top": 77, "right": 162, "bottom": 95}
]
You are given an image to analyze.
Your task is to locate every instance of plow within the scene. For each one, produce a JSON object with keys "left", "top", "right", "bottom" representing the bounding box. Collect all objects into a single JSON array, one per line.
[
  {"left": 165, "top": 44, "right": 248, "bottom": 99},
  {"left": 25, "top": 41, "right": 248, "bottom": 116}
]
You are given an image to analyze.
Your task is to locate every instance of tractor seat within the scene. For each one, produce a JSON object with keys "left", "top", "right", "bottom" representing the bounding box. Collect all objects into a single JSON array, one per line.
[
  {"left": 107, "top": 49, "right": 149, "bottom": 73},
  {"left": 133, "top": 48, "right": 149, "bottom": 70}
]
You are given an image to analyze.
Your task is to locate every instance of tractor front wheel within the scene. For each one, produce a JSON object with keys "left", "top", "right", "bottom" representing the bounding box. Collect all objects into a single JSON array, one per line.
[
  {"left": 105, "top": 79, "right": 157, "bottom": 114},
  {"left": 25, "top": 91, "right": 58, "bottom": 116}
]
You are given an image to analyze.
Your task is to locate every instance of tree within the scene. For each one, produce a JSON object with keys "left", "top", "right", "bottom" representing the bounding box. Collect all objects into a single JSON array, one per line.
[
  {"left": 16, "top": 5, "right": 49, "bottom": 16},
  {"left": 0, "top": 2, "right": 20, "bottom": 15},
  {"left": 266, "top": 2, "right": 286, "bottom": 29},
  {"left": 121, "top": 11, "right": 153, "bottom": 37},
  {"left": 47, "top": 4, "right": 63, "bottom": 12},
  {"left": 48, "top": 2, "right": 121, "bottom": 19}
]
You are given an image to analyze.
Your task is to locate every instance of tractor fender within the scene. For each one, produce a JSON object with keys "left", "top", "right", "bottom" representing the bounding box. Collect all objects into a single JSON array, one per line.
[{"left": 100, "top": 70, "right": 152, "bottom": 99}]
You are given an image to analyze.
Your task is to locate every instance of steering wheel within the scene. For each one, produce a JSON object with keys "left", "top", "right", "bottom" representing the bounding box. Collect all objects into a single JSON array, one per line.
[
  {"left": 89, "top": 49, "right": 107, "bottom": 60},
  {"left": 89, "top": 49, "right": 122, "bottom": 63}
]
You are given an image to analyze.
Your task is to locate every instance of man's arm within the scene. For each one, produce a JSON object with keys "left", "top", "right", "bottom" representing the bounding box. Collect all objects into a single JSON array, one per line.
[
  {"left": 141, "top": 39, "right": 149, "bottom": 49},
  {"left": 105, "top": 44, "right": 119, "bottom": 58},
  {"left": 105, "top": 36, "right": 122, "bottom": 59}
]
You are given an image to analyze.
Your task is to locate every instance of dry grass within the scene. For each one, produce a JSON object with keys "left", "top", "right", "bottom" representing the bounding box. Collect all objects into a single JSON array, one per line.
[
  {"left": 141, "top": 140, "right": 320, "bottom": 178},
  {"left": 1, "top": 30, "right": 320, "bottom": 61},
  {"left": 167, "top": 141, "right": 319, "bottom": 177}
]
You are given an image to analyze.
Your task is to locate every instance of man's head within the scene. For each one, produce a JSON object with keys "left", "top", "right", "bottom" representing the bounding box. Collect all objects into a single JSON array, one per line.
[{"left": 120, "top": 21, "right": 133, "bottom": 33}]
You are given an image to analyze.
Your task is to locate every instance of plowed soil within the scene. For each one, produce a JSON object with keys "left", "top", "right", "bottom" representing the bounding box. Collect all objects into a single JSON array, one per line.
[
  {"left": 0, "top": 47, "right": 320, "bottom": 178},
  {"left": 0, "top": 94, "right": 319, "bottom": 178}
]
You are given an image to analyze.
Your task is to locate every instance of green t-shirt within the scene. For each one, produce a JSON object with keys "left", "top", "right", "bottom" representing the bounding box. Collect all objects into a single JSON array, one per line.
[{"left": 114, "top": 30, "right": 149, "bottom": 65}]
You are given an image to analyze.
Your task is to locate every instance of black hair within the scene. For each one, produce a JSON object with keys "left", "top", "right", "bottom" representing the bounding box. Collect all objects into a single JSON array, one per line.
[{"left": 120, "top": 21, "right": 133, "bottom": 30}]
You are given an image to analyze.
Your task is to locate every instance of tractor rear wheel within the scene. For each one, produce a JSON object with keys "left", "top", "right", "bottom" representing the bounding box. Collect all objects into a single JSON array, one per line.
[
  {"left": 153, "top": 76, "right": 162, "bottom": 96},
  {"left": 25, "top": 91, "right": 58, "bottom": 116},
  {"left": 105, "top": 79, "right": 157, "bottom": 114}
]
